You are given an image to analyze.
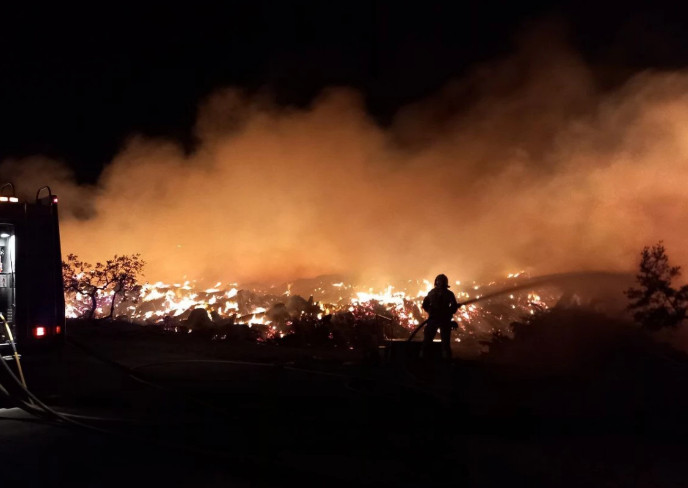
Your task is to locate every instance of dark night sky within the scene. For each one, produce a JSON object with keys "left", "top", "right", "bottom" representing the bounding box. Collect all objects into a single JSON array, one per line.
[{"left": 2, "top": 1, "right": 688, "bottom": 183}]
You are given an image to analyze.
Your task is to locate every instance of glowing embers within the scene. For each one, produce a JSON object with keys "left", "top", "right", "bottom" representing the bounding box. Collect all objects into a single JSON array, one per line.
[{"left": 64, "top": 272, "right": 555, "bottom": 345}]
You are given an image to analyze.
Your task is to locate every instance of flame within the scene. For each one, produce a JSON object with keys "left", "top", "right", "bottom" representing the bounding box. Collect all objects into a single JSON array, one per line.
[{"left": 65, "top": 272, "right": 556, "bottom": 342}]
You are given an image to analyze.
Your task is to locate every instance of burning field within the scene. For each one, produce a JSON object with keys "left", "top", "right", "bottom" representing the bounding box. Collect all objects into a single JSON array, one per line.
[
  {"left": 64, "top": 270, "right": 627, "bottom": 354},
  {"left": 3, "top": 25, "right": 683, "bottom": 338}
]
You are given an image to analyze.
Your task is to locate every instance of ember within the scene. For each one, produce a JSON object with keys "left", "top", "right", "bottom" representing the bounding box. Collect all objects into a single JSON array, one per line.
[{"left": 65, "top": 271, "right": 558, "bottom": 342}]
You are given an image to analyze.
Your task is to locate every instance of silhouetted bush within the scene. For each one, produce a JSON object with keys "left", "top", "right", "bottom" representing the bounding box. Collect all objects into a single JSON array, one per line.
[
  {"left": 484, "top": 308, "right": 667, "bottom": 376},
  {"left": 625, "top": 242, "right": 688, "bottom": 330}
]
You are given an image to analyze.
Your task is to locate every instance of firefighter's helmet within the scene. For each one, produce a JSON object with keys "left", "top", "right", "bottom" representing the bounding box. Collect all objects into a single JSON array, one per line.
[{"left": 434, "top": 274, "right": 449, "bottom": 288}]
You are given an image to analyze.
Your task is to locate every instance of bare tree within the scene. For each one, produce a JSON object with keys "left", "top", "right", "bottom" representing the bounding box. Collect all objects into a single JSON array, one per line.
[
  {"left": 62, "top": 253, "right": 145, "bottom": 319},
  {"left": 625, "top": 242, "right": 688, "bottom": 330},
  {"left": 103, "top": 254, "right": 145, "bottom": 319},
  {"left": 62, "top": 254, "right": 102, "bottom": 318}
]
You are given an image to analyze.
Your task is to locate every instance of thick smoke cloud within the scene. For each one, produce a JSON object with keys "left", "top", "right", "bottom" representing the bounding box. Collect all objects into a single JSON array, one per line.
[{"left": 4, "top": 26, "right": 688, "bottom": 286}]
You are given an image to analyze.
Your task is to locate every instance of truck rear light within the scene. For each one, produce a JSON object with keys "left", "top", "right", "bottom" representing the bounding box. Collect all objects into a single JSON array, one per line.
[
  {"left": 33, "top": 326, "right": 46, "bottom": 338},
  {"left": 0, "top": 197, "right": 8, "bottom": 202},
  {"left": 9, "top": 197, "right": 18, "bottom": 202},
  {"left": 55, "top": 325, "right": 62, "bottom": 334}
]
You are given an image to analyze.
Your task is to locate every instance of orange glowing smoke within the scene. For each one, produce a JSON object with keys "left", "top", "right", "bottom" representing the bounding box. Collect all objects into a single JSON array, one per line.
[{"left": 4, "top": 25, "right": 688, "bottom": 287}]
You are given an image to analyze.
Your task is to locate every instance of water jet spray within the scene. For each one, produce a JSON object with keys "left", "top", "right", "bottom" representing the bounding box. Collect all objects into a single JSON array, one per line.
[{"left": 407, "top": 271, "right": 633, "bottom": 341}]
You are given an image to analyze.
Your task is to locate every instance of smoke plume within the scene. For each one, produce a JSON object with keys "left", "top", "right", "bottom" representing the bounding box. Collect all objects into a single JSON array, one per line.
[{"left": 4, "top": 26, "right": 688, "bottom": 286}]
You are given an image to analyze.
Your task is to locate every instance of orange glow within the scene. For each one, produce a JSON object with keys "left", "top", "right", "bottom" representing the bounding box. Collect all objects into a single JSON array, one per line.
[
  {"left": 6, "top": 31, "right": 688, "bottom": 288},
  {"left": 65, "top": 273, "right": 555, "bottom": 342}
]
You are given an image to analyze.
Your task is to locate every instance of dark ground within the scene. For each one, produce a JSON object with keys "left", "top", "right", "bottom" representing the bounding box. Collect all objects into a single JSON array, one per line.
[{"left": 2, "top": 318, "right": 688, "bottom": 487}]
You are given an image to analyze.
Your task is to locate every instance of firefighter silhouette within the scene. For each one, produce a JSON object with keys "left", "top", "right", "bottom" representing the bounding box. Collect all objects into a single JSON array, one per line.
[{"left": 421, "top": 274, "right": 459, "bottom": 359}]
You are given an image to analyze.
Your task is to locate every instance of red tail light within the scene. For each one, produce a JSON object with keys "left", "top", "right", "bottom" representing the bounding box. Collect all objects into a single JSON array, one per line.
[
  {"left": 33, "top": 326, "right": 46, "bottom": 338},
  {"left": 55, "top": 325, "right": 62, "bottom": 334}
]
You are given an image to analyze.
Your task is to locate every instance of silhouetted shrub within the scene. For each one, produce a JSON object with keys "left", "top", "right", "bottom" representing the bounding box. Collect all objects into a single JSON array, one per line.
[
  {"left": 485, "top": 308, "right": 650, "bottom": 375},
  {"left": 625, "top": 242, "right": 688, "bottom": 330}
]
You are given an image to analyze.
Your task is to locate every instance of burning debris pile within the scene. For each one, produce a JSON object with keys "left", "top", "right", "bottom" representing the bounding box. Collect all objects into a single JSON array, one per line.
[{"left": 65, "top": 272, "right": 558, "bottom": 346}]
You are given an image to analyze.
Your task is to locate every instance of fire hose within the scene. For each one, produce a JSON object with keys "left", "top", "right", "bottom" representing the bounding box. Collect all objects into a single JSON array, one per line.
[
  {"left": 406, "top": 272, "right": 629, "bottom": 342},
  {"left": 0, "top": 337, "right": 270, "bottom": 460},
  {"left": 0, "top": 274, "right": 573, "bottom": 465},
  {"left": 0, "top": 272, "right": 633, "bottom": 424},
  {"left": 0, "top": 313, "right": 27, "bottom": 388}
]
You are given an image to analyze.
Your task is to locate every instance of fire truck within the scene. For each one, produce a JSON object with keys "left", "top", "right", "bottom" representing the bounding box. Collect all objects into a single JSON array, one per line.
[{"left": 0, "top": 184, "right": 65, "bottom": 357}]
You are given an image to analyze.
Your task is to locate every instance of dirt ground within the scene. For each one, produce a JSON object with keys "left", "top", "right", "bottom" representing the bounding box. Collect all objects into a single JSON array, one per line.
[{"left": 1, "top": 320, "right": 687, "bottom": 487}]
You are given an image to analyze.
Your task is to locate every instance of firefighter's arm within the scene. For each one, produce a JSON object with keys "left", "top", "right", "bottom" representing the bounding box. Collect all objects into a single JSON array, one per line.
[
  {"left": 422, "top": 295, "right": 430, "bottom": 313},
  {"left": 450, "top": 293, "right": 460, "bottom": 314}
]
